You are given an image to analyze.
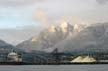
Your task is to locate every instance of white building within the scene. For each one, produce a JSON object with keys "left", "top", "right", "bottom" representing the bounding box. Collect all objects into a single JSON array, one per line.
[{"left": 7, "top": 51, "right": 22, "bottom": 62}]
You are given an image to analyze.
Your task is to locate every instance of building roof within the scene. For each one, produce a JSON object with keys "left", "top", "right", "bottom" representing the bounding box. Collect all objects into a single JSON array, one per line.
[{"left": 8, "top": 52, "right": 18, "bottom": 56}]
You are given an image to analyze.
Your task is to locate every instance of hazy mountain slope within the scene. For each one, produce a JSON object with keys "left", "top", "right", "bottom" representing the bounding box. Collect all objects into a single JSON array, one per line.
[
  {"left": 16, "top": 22, "right": 72, "bottom": 52},
  {"left": 0, "top": 40, "right": 14, "bottom": 48},
  {"left": 0, "top": 39, "right": 16, "bottom": 53},
  {"left": 17, "top": 22, "right": 108, "bottom": 53},
  {"left": 54, "top": 23, "right": 108, "bottom": 53},
  {"left": 0, "top": 39, "right": 25, "bottom": 54},
  {"left": 16, "top": 22, "right": 88, "bottom": 52}
]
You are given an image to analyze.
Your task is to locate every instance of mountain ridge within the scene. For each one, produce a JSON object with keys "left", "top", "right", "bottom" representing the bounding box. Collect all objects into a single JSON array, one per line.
[{"left": 16, "top": 22, "right": 89, "bottom": 52}]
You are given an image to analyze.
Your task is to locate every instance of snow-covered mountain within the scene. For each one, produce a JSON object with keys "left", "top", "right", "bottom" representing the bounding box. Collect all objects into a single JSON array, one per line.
[
  {"left": 16, "top": 22, "right": 88, "bottom": 52},
  {"left": 17, "top": 22, "right": 108, "bottom": 54},
  {"left": 54, "top": 23, "right": 108, "bottom": 53}
]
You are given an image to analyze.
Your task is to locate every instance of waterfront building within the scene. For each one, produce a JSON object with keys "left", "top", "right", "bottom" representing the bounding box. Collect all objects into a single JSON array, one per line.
[{"left": 7, "top": 51, "right": 22, "bottom": 62}]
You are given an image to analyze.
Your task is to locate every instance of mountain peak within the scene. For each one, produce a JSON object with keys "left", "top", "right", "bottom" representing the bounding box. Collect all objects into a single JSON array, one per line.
[
  {"left": 73, "top": 23, "right": 89, "bottom": 33},
  {"left": 17, "top": 21, "right": 98, "bottom": 52},
  {"left": 73, "top": 24, "right": 82, "bottom": 32},
  {"left": 59, "top": 22, "right": 68, "bottom": 33},
  {"left": 48, "top": 25, "right": 56, "bottom": 33},
  {"left": 31, "top": 36, "right": 38, "bottom": 43}
]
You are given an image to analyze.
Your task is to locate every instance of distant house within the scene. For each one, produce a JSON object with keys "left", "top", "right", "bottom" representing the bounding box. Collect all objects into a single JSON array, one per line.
[{"left": 7, "top": 51, "right": 22, "bottom": 62}]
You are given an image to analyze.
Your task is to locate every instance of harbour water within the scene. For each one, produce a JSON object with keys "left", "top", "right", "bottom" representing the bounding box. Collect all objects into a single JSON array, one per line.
[{"left": 0, "top": 65, "right": 107, "bottom": 71}]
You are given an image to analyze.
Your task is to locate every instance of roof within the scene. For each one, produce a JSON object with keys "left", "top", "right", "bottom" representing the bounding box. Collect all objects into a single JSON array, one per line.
[{"left": 8, "top": 52, "right": 18, "bottom": 56}]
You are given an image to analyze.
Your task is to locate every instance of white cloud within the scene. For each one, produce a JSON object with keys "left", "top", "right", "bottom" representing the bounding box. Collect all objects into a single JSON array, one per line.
[
  {"left": 0, "top": 0, "right": 45, "bottom": 7},
  {"left": 0, "top": 0, "right": 108, "bottom": 44},
  {"left": 32, "top": 9, "right": 49, "bottom": 25}
]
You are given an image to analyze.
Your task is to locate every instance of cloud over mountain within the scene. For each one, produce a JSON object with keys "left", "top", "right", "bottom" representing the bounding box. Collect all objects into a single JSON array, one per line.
[
  {"left": 16, "top": 22, "right": 88, "bottom": 52},
  {"left": 0, "top": 0, "right": 44, "bottom": 7},
  {"left": 16, "top": 22, "right": 108, "bottom": 54}
]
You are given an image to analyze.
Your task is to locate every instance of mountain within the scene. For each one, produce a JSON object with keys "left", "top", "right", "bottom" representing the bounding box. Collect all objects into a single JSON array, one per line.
[
  {"left": 16, "top": 22, "right": 88, "bottom": 52},
  {"left": 0, "top": 39, "right": 25, "bottom": 54},
  {"left": 0, "top": 40, "right": 14, "bottom": 48},
  {"left": 0, "top": 39, "right": 15, "bottom": 53},
  {"left": 54, "top": 23, "right": 108, "bottom": 54},
  {"left": 17, "top": 22, "right": 108, "bottom": 54}
]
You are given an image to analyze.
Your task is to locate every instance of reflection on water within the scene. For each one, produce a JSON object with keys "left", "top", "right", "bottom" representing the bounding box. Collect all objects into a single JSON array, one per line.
[{"left": 0, "top": 65, "right": 107, "bottom": 71}]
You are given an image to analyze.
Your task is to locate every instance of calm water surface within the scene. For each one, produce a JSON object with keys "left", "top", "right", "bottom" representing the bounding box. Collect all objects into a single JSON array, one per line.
[{"left": 0, "top": 65, "right": 107, "bottom": 71}]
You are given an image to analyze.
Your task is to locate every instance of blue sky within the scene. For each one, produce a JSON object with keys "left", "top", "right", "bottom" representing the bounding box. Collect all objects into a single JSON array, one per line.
[{"left": 0, "top": 7, "right": 37, "bottom": 28}]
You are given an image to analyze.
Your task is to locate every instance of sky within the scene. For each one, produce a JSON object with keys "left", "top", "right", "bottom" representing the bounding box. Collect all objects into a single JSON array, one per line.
[{"left": 0, "top": 0, "right": 108, "bottom": 45}]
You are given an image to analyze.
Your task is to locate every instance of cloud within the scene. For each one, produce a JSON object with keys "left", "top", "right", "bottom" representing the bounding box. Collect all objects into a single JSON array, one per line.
[
  {"left": 0, "top": 0, "right": 45, "bottom": 7},
  {"left": 96, "top": 0, "right": 108, "bottom": 4},
  {"left": 0, "top": 0, "right": 108, "bottom": 45},
  {"left": 32, "top": 9, "right": 50, "bottom": 25}
]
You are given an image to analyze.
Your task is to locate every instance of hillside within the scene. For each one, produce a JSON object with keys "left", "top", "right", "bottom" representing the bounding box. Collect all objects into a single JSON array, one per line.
[{"left": 16, "top": 22, "right": 88, "bottom": 52}]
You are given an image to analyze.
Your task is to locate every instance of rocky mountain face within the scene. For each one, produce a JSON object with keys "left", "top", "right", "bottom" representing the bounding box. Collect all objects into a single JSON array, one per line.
[
  {"left": 16, "top": 22, "right": 88, "bottom": 52},
  {"left": 54, "top": 23, "right": 108, "bottom": 53},
  {"left": 16, "top": 22, "right": 108, "bottom": 54},
  {"left": 0, "top": 22, "right": 107, "bottom": 63}
]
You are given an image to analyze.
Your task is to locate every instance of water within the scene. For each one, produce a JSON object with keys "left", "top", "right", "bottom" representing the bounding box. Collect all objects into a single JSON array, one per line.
[{"left": 0, "top": 65, "right": 107, "bottom": 71}]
